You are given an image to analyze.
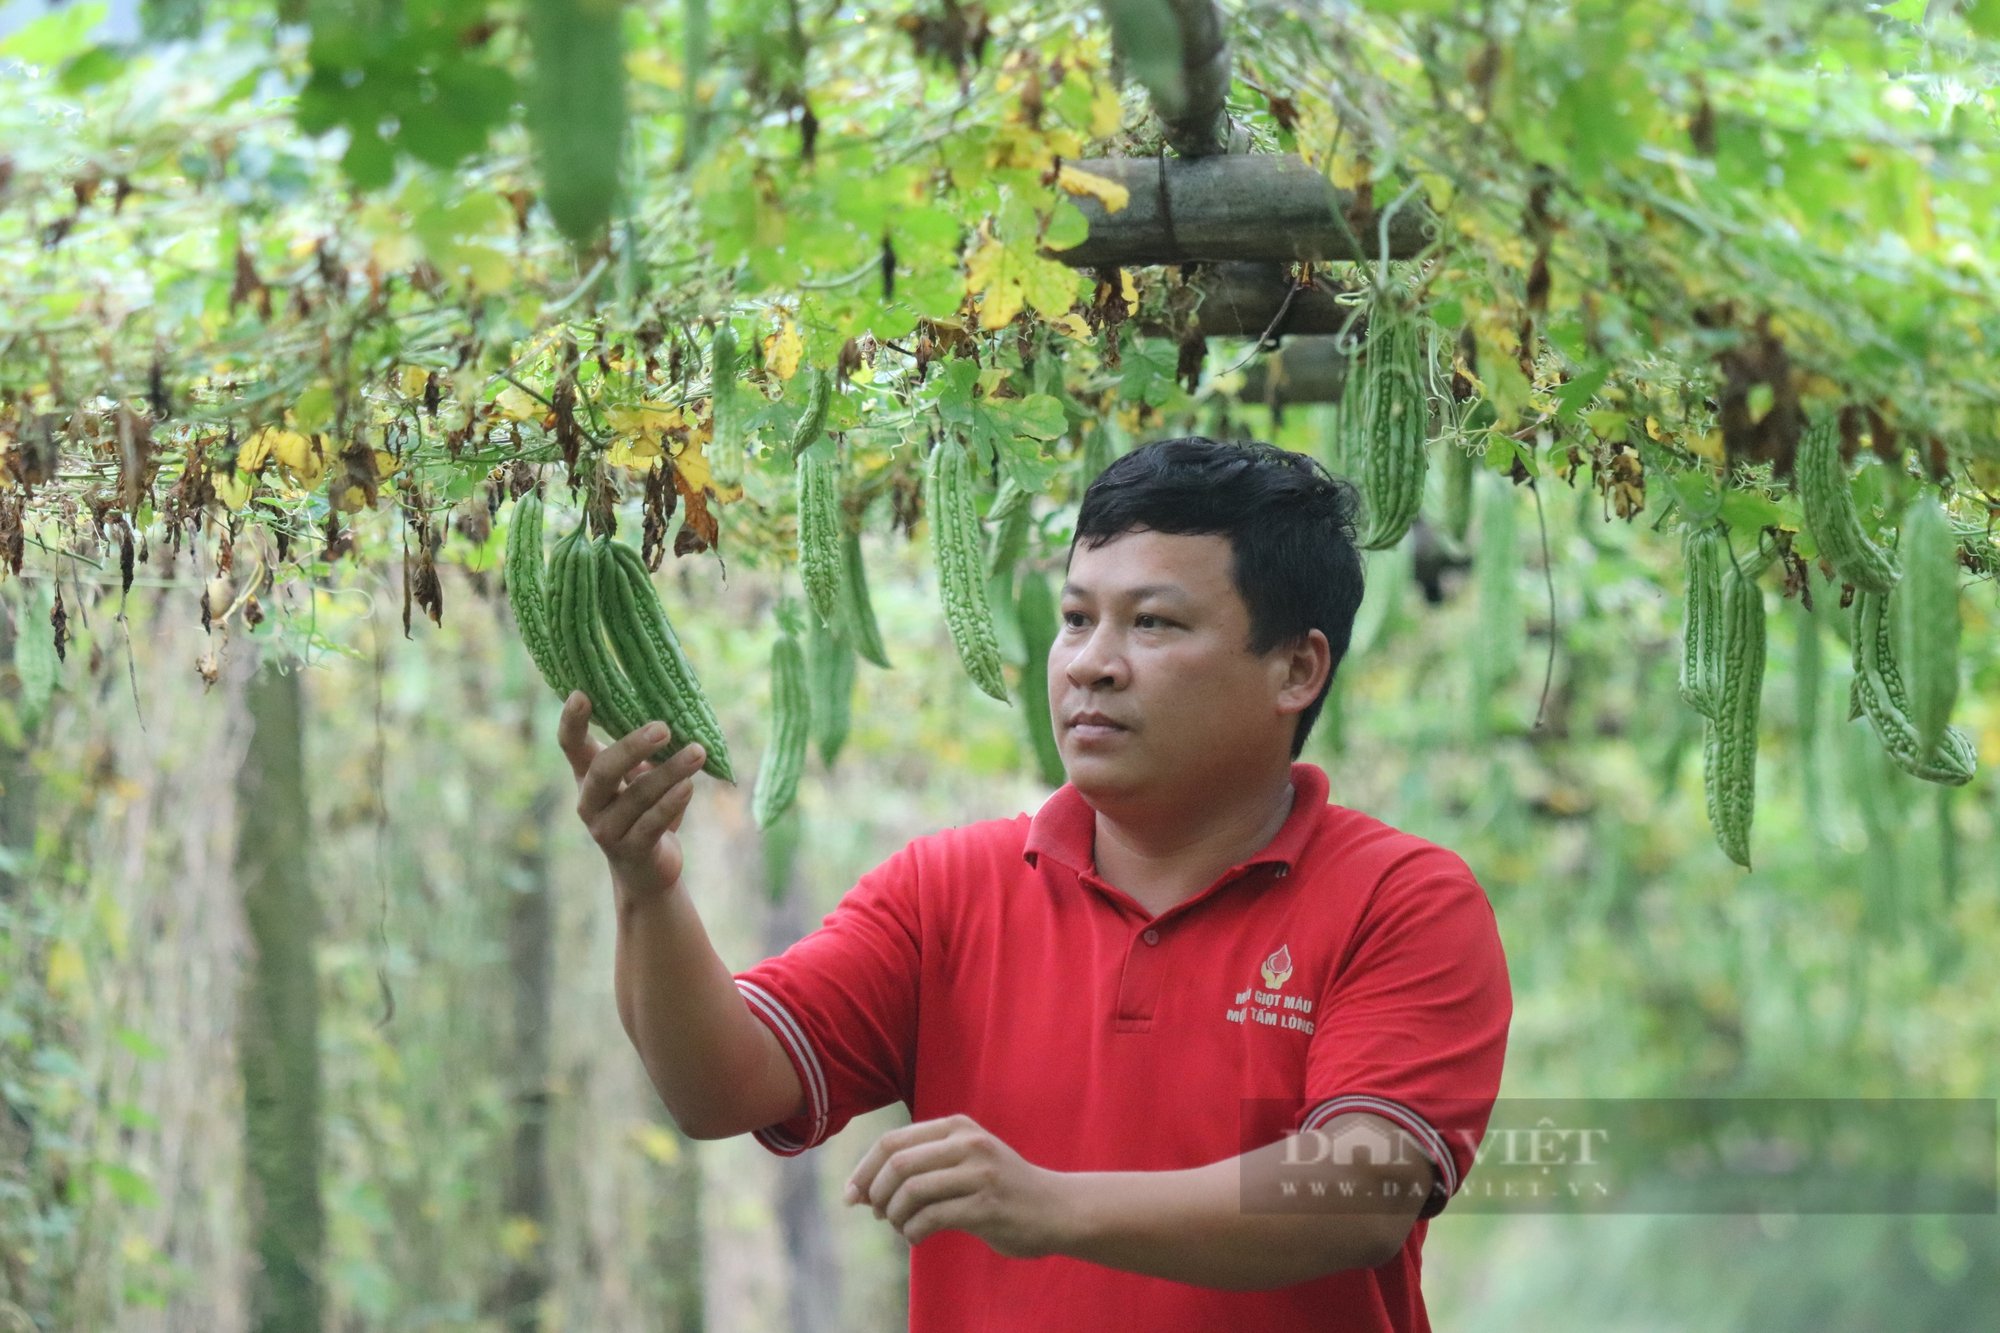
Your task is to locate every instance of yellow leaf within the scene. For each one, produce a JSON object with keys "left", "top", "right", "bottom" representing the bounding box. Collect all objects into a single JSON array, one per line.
[
  {"left": 1120, "top": 269, "right": 1138, "bottom": 308},
  {"left": 46, "top": 939, "right": 85, "bottom": 1001},
  {"left": 764, "top": 315, "right": 803, "bottom": 381},
  {"left": 965, "top": 231, "right": 1080, "bottom": 330},
  {"left": 673, "top": 435, "right": 713, "bottom": 493},
  {"left": 606, "top": 403, "right": 685, "bottom": 440},
  {"left": 1327, "top": 144, "right": 1371, "bottom": 192},
  {"left": 268, "top": 430, "right": 325, "bottom": 486},
  {"left": 988, "top": 124, "right": 1058, "bottom": 173},
  {"left": 1692, "top": 429, "right": 1726, "bottom": 464},
  {"left": 495, "top": 385, "right": 543, "bottom": 422},
  {"left": 1056, "top": 164, "right": 1130, "bottom": 214},
  {"left": 1053, "top": 313, "right": 1094, "bottom": 341},
  {"left": 215, "top": 471, "right": 254, "bottom": 511},
  {"left": 1090, "top": 81, "right": 1124, "bottom": 138},
  {"left": 605, "top": 435, "right": 663, "bottom": 470},
  {"left": 237, "top": 429, "right": 273, "bottom": 474},
  {"left": 399, "top": 366, "right": 430, "bottom": 397}
]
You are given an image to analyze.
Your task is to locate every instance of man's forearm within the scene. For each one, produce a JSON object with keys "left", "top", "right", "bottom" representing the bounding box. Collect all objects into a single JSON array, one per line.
[
  {"left": 613, "top": 872, "right": 799, "bottom": 1138},
  {"left": 1046, "top": 1130, "right": 1427, "bottom": 1290}
]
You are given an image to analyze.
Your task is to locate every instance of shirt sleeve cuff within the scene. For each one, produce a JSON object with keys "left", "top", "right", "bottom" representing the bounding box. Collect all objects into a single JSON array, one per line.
[
  {"left": 1301, "top": 1094, "right": 1460, "bottom": 1220},
  {"left": 734, "top": 979, "right": 833, "bottom": 1157}
]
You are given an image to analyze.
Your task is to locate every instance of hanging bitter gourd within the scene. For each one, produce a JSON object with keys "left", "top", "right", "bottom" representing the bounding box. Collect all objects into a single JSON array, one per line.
[
  {"left": 984, "top": 480, "right": 1033, "bottom": 583},
  {"left": 506, "top": 492, "right": 574, "bottom": 704},
  {"left": 1798, "top": 414, "right": 1898, "bottom": 595},
  {"left": 1470, "top": 472, "right": 1520, "bottom": 726},
  {"left": 928, "top": 434, "right": 1010, "bottom": 702},
  {"left": 548, "top": 529, "right": 650, "bottom": 747},
  {"left": 806, "top": 611, "right": 855, "bottom": 771},
  {"left": 1894, "top": 493, "right": 1960, "bottom": 757},
  {"left": 1441, "top": 437, "right": 1476, "bottom": 545},
  {"left": 984, "top": 479, "right": 1032, "bottom": 666},
  {"left": 1678, "top": 526, "right": 1726, "bottom": 720},
  {"left": 1701, "top": 560, "right": 1766, "bottom": 868},
  {"left": 838, "top": 524, "right": 891, "bottom": 670},
  {"left": 524, "top": 0, "right": 626, "bottom": 245},
  {"left": 1358, "top": 312, "right": 1432, "bottom": 551},
  {"left": 795, "top": 441, "right": 843, "bottom": 631},
  {"left": 752, "top": 628, "right": 811, "bottom": 829},
  {"left": 1849, "top": 588, "right": 1976, "bottom": 786},
  {"left": 709, "top": 320, "right": 743, "bottom": 484},
  {"left": 596, "top": 537, "right": 736, "bottom": 782},
  {"left": 790, "top": 366, "right": 832, "bottom": 458},
  {"left": 1015, "top": 571, "right": 1066, "bottom": 787}
]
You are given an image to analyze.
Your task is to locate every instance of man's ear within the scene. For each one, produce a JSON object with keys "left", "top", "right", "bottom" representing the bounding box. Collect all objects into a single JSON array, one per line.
[{"left": 1276, "top": 629, "right": 1332, "bottom": 716}]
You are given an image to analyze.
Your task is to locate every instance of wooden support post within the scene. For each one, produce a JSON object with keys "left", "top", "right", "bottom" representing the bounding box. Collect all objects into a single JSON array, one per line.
[
  {"left": 1136, "top": 264, "right": 1364, "bottom": 339},
  {"left": 1048, "top": 155, "right": 1431, "bottom": 267}
]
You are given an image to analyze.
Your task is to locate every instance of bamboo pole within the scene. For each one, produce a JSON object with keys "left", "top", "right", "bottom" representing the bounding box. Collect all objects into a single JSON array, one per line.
[{"left": 1048, "top": 155, "right": 1431, "bottom": 267}]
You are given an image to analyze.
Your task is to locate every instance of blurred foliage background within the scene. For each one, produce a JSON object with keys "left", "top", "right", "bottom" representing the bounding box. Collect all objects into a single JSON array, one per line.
[{"left": 3, "top": 0, "right": 1999, "bottom": 1329}]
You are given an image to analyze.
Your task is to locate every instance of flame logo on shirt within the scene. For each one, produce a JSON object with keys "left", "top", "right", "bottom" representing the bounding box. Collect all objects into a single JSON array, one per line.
[{"left": 1260, "top": 943, "right": 1294, "bottom": 990}]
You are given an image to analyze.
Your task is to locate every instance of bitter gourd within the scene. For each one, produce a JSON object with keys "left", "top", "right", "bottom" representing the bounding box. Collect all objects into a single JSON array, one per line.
[
  {"left": 795, "top": 440, "right": 843, "bottom": 631},
  {"left": 1358, "top": 313, "right": 1431, "bottom": 551},
  {"left": 550, "top": 531, "right": 649, "bottom": 747},
  {"left": 1701, "top": 560, "right": 1766, "bottom": 868},
  {"left": 1798, "top": 414, "right": 1898, "bottom": 595},
  {"left": 1895, "top": 493, "right": 1959, "bottom": 757},
  {"left": 506, "top": 493, "right": 573, "bottom": 703},
  {"left": 752, "top": 628, "right": 811, "bottom": 828},
  {"left": 806, "top": 611, "right": 855, "bottom": 770},
  {"left": 1679, "top": 526, "right": 1726, "bottom": 720},
  {"left": 1016, "top": 571, "right": 1066, "bottom": 787},
  {"left": 927, "top": 434, "right": 1010, "bottom": 702},
  {"left": 597, "top": 537, "right": 736, "bottom": 782},
  {"left": 838, "top": 524, "right": 891, "bottom": 670},
  {"left": 1850, "top": 587, "right": 1976, "bottom": 786}
]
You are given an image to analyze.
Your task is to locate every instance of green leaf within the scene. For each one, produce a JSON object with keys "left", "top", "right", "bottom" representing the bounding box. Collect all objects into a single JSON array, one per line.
[
  {"left": 1557, "top": 365, "right": 1613, "bottom": 420},
  {"left": 341, "top": 127, "right": 397, "bottom": 192},
  {"left": 1719, "top": 489, "right": 1785, "bottom": 533},
  {"left": 988, "top": 394, "right": 1066, "bottom": 442},
  {"left": 0, "top": 3, "right": 107, "bottom": 63},
  {"left": 57, "top": 44, "right": 126, "bottom": 94}
]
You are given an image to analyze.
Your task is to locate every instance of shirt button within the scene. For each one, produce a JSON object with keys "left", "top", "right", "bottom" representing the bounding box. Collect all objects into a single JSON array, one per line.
[{"left": 1141, "top": 928, "right": 1161, "bottom": 946}]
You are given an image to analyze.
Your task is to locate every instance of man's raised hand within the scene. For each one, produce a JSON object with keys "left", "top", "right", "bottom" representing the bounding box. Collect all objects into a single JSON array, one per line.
[{"left": 558, "top": 690, "right": 708, "bottom": 892}]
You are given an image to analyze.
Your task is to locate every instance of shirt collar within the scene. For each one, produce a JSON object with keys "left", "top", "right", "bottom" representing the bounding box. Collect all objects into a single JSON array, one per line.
[{"left": 1023, "top": 762, "right": 1331, "bottom": 878}]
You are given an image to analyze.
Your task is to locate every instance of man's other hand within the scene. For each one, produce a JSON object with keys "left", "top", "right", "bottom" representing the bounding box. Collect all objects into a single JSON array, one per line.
[{"left": 843, "top": 1114, "right": 1068, "bottom": 1258}]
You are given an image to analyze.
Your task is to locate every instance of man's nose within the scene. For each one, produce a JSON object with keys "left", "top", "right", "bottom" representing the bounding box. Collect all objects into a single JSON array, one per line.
[{"left": 1063, "top": 623, "right": 1124, "bottom": 689}]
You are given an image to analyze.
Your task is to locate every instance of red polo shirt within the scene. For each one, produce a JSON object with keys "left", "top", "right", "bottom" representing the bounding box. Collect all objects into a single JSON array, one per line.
[{"left": 733, "top": 762, "right": 1511, "bottom": 1332}]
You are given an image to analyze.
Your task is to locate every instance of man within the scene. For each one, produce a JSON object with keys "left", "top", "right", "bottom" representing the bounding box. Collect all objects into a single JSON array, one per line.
[{"left": 560, "top": 437, "right": 1511, "bottom": 1332}]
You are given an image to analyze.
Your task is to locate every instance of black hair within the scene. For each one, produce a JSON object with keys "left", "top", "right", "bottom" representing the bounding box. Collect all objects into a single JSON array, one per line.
[{"left": 1068, "top": 436, "right": 1365, "bottom": 758}]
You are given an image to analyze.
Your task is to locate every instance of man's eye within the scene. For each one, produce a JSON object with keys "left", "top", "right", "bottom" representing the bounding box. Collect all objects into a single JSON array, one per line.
[
  {"left": 1135, "top": 614, "right": 1168, "bottom": 629},
  {"left": 1061, "top": 611, "right": 1089, "bottom": 628}
]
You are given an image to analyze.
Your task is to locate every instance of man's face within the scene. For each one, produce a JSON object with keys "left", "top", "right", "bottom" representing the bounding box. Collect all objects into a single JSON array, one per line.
[{"left": 1051, "top": 528, "right": 1319, "bottom": 806}]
